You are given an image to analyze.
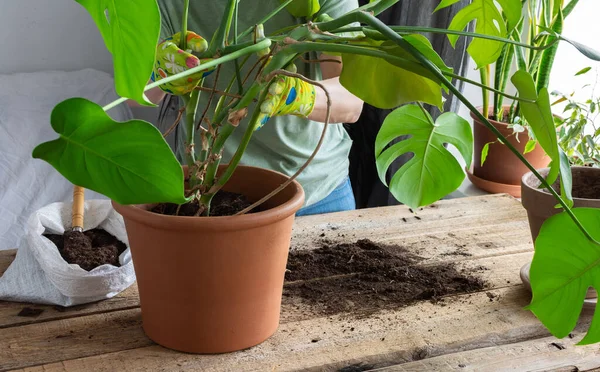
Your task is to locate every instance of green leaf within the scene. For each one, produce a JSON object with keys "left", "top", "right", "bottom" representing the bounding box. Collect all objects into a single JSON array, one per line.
[
  {"left": 523, "top": 139, "right": 537, "bottom": 154},
  {"left": 442, "top": 0, "right": 522, "bottom": 68},
  {"left": 558, "top": 150, "right": 574, "bottom": 208},
  {"left": 511, "top": 70, "right": 560, "bottom": 184},
  {"left": 75, "top": 0, "right": 161, "bottom": 106},
  {"left": 575, "top": 66, "right": 592, "bottom": 76},
  {"left": 480, "top": 142, "right": 490, "bottom": 166},
  {"left": 375, "top": 104, "right": 473, "bottom": 208},
  {"left": 32, "top": 98, "right": 187, "bottom": 205},
  {"left": 281, "top": 0, "right": 320, "bottom": 18},
  {"left": 559, "top": 36, "right": 600, "bottom": 61},
  {"left": 528, "top": 208, "right": 600, "bottom": 344},
  {"left": 341, "top": 37, "right": 447, "bottom": 109}
]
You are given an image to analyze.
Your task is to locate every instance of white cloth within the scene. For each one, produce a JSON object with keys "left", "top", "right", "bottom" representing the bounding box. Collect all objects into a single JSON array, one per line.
[
  {"left": 0, "top": 69, "right": 133, "bottom": 250},
  {"left": 0, "top": 200, "right": 135, "bottom": 306}
]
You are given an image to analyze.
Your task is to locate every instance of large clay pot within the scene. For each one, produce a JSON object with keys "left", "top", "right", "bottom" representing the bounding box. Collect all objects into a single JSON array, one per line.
[
  {"left": 521, "top": 166, "right": 600, "bottom": 242},
  {"left": 112, "top": 165, "right": 304, "bottom": 353},
  {"left": 468, "top": 107, "right": 551, "bottom": 197}
]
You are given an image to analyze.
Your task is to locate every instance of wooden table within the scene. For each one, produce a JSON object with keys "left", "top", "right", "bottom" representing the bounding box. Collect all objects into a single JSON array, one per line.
[{"left": 0, "top": 194, "right": 597, "bottom": 371}]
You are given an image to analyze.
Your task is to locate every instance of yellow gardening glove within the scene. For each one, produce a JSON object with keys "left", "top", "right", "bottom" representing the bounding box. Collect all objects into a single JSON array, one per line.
[
  {"left": 256, "top": 76, "right": 316, "bottom": 130},
  {"left": 151, "top": 31, "right": 215, "bottom": 96}
]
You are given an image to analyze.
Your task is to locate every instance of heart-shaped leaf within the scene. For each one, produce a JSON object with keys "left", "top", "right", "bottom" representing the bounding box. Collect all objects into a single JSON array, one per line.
[
  {"left": 437, "top": 0, "right": 522, "bottom": 68},
  {"left": 33, "top": 98, "right": 187, "bottom": 205},
  {"left": 375, "top": 104, "right": 473, "bottom": 208},
  {"left": 528, "top": 208, "right": 600, "bottom": 344},
  {"left": 341, "top": 36, "right": 449, "bottom": 109},
  {"left": 76, "top": 0, "right": 161, "bottom": 105}
]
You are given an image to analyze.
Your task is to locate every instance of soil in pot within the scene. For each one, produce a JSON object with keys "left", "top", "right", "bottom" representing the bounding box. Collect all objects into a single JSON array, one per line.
[
  {"left": 284, "top": 238, "right": 487, "bottom": 316},
  {"left": 44, "top": 229, "right": 126, "bottom": 271},
  {"left": 150, "top": 190, "right": 262, "bottom": 216}
]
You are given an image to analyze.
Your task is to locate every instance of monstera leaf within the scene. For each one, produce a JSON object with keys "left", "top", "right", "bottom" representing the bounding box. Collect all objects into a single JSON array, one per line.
[
  {"left": 436, "top": 0, "right": 522, "bottom": 68},
  {"left": 76, "top": 0, "right": 160, "bottom": 105},
  {"left": 341, "top": 35, "right": 451, "bottom": 109},
  {"left": 282, "top": 0, "right": 320, "bottom": 17},
  {"left": 32, "top": 98, "right": 187, "bottom": 205},
  {"left": 375, "top": 104, "right": 473, "bottom": 208},
  {"left": 529, "top": 208, "right": 600, "bottom": 344}
]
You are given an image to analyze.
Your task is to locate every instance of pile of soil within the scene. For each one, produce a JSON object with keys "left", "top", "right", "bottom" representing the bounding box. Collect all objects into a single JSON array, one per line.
[
  {"left": 284, "top": 239, "right": 486, "bottom": 316},
  {"left": 151, "top": 191, "right": 260, "bottom": 217},
  {"left": 44, "top": 229, "right": 126, "bottom": 271}
]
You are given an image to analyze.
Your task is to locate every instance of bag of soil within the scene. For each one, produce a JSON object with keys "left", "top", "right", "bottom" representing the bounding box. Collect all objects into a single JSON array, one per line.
[{"left": 0, "top": 200, "right": 135, "bottom": 306}]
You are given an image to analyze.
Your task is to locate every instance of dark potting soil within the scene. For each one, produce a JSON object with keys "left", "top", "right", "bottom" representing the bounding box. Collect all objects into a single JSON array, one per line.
[
  {"left": 548, "top": 170, "right": 600, "bottom": 200},
  {"left": 284, "top": 239, "right": 486, "bottom": 316},
  {"left": 43, "top": 229, "right": 126, "bottom": 271},
  {"left": 151, "top": 191, "right": 260, "bottom": 217}
]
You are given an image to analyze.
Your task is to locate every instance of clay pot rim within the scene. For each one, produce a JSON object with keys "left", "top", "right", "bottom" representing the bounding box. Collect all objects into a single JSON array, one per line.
[
  {"left": 521, "top": 166, "right": 600, "bottom": 203},
  {"left": 111, "top": 165, "right": 305, "bottom": 232}
]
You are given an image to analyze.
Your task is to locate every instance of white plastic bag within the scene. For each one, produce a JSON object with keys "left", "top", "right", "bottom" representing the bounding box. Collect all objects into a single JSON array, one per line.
[{"left": 0, "top": 200, "right": 135, "bottom": 306}]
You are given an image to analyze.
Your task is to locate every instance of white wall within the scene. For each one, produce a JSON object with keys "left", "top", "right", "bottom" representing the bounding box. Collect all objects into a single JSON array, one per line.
[{"left": 0, "top": 0, "right": 112, "bottom": 74}]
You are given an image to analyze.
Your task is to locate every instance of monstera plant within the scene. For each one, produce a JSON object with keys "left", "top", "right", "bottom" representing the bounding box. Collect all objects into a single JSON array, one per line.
[{"left": 32, "top": 0, "right": 600, "bottom": 352}]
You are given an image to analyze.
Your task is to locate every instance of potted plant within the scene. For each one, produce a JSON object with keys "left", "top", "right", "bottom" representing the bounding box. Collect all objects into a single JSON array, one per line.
[
  {"left": 523, "top": 71, "right": 600, "bottom": 241},
  {"left": 31, "top": 0, "right": 600, "bottom": 353},
  {"left": 465, "top": 0, "right": 580, "bottom": 197}
]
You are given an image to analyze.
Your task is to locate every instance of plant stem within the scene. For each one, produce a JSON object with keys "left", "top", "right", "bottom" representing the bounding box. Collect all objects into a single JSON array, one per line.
[
  {"left": 332, "top": 25, "right": 558, "bottom": 51},
  {"left": 102, "top": 39, "right": 272, "bottom": 112},
  {"left": 287, "top": 41, "right": 535, "bottom": 103},
  {"left": 238, "top": 0, "right": 294, "bottom": 40},
  {"left": 206, "top": 0, "right": 237, "bottom": 56},
  {"left": 234, "top": 70, "right": 333, "bottom": 215},
  {"left": 199, "top": 81, "right": 272, "bottom": 212},
  {"left": 183, "top": 88, "right": 201, "bottom": 172},
  {"left": 180, "top": 0, "right": 189, "bottom": 50},
  {"left": 480, "top": 66, "right": 490, "bottom": 119}
]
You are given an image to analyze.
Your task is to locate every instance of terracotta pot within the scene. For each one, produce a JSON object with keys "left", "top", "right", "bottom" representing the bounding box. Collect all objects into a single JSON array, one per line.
[
  {"left": 470, "top": 107, "right": 551, "bottom": 197},
  {"left": 112, "top": 165, "right": 304, "bottom": 353},
  {"left": 521, "top": 166, "right": 600, "bottom": 242},
  {"left": 520, "top": 166, "right": 600, "bottom": 299}
]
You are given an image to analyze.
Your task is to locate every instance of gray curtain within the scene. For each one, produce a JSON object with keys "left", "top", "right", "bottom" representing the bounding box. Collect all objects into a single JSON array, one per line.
[{"left": 345, "top": 0, "right": 473, "bottom": 208}]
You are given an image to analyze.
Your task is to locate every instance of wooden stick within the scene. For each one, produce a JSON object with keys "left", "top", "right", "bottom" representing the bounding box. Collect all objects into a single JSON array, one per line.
[{"left": 72, "top": 186, "right": 85, "bottom": 232}]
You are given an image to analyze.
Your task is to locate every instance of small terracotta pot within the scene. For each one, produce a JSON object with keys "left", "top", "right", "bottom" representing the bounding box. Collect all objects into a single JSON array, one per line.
[
  {"left": 470, "top": 107, "right": 551, "bottom": 197},
  {"left": 521, "top": 166, "right": 600, "bottom": 242},
  {"left": 112, "top": 165, "right": 304, "bottom": 353}
]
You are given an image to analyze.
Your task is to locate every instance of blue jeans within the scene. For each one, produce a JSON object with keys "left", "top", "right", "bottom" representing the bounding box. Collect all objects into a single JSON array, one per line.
[{"left": 296, "top": 177, "right": 356, "bottom": 216}]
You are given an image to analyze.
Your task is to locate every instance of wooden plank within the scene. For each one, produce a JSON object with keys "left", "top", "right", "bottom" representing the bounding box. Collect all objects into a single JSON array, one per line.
[
  {"left": 375, "top": 333, "right": 600, "bottom": 371},
  {"left": 10, "top": 285, "right": 593, "bottom": 372},
  {"left": 0, "top": 251, "right": 560, "bottom": 371},
  {"left": 0, "top": 195, "right": 531, "bottom": 329}
]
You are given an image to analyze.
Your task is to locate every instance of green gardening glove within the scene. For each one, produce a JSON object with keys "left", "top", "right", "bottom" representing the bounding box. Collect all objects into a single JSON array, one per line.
[
  {"left": 151, "top": 31, "right": 215, "bottom": 96},
  {"left": 256, "top": 76, "right": 316, "bottom": 130}
]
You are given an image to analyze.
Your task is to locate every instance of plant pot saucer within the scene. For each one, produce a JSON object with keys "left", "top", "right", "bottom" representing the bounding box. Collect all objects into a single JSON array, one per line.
[
  {"left": 520, "top": 262, "right": 597, "bottom": 309},
  {"left": 466, "top": 167, "right": 522, "bottom": 198}
]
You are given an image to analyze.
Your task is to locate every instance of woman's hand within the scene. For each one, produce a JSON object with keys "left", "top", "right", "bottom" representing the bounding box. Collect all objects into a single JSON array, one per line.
[
  {"left": 151, "top": 31, "right": 214, "bottom": 96},
  {"left": 256, "top": 76, "right": 317, "bottom": 130}
]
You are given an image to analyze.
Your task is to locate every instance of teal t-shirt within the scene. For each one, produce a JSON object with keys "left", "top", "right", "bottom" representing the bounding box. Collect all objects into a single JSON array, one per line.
[{"left": 157, "top": 0, "right": 358, "bottom": 207}]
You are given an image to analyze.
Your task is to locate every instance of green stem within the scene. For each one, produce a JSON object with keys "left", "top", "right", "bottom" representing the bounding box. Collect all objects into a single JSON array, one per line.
[
  {"left": 238, "top": 0, "right": 294, "bottom": 40},
  {"left": 332, "top": 25, "right": 558, "bottom": 51},
  {"left": 206, "top": 0, "right": 237, "bottom": 56},
  {"left": 349, "top": 12, "right": 597, "bottom": 244},
  {"left": 183, "top": 88, "right": 201, "bottom": 171},
  {"left": 480, "top": 66, "right": 490, "bottom": 119},
  {"left": 286, "top": 41, "right": 535, "bottom": 104},
  {"left": 102, "top": 39, "right": 272, "bottom": 112},
  {"left": 180, "top": 0, "right": 189, "bottom": 50},
  {"left": 208, "top": 80, "right": 272, "bottom": 195}
]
